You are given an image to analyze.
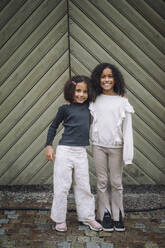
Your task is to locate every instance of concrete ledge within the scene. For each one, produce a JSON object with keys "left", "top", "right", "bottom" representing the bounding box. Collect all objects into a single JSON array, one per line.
[
  {"left": 0, "top": 185, "right": 164, "bottom": 211},
  {"left": 0, "top": 184, "right": 164, "bottom": 193}
]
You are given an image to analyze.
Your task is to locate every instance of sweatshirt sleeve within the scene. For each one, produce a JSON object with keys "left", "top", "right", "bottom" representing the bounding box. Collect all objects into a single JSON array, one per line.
[
  {"left": 122, "top": 100, "right": 134, "bottom": 165},
  {"left": 45, "top": 105, "right": 65, "bottom": 146}
]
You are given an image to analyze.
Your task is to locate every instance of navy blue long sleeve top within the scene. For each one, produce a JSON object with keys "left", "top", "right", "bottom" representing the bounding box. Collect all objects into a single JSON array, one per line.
[{"left": 45, "top": 102, "right": 90, "bottom": 147}]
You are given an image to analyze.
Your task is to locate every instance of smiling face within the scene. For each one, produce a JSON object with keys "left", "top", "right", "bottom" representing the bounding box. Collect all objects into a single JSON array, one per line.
[
  {"left": 100, "top": 68, "right": 116, "bottom": 95},
  {"left": 73, "top": 81, "right": 88, "bottom": 103}
]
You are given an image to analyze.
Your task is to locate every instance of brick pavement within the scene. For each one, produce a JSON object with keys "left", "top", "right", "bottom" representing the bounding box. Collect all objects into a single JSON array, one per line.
[{"left": 0, "top": 186, "right": 165, "bottom": 248}]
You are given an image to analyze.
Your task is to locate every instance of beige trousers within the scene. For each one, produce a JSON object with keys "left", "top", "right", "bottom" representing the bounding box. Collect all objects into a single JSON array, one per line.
[
  {"left": 93, "top": 145, "right": 124, "bottom": 221},
  {"left": 51, "top": 145, "right": 95, "bottom": 223}
]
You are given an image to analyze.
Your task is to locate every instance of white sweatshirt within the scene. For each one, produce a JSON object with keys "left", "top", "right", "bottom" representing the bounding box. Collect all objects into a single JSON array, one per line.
[{"left": 89, "top": 94, "right": 134, "bottom": 165}]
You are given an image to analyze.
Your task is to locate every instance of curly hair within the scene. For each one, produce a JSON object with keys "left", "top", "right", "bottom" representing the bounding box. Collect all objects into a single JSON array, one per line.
[
  {"left": 64, "top": 75, "right": 92, "bottom": 103},
  {"left": 91, "top": 63, "right": 126, "bottom": 101}
]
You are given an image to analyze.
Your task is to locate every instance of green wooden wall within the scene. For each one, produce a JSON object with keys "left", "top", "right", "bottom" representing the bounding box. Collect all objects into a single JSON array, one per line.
[{"left": 0, "top": 0, "right": 164, "bottom": 186}]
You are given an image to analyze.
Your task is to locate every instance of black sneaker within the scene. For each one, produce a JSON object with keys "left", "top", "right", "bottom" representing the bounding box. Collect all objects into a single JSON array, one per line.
[
  {"left": 114, "top": 210, "right": 125, "bottom": 232},
  {"left": 102, "top": 209, "right": 114, "bottom": 232}
]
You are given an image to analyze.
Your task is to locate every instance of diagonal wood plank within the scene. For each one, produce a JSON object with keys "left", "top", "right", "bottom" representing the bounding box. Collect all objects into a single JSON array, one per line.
[{"left": 0, "top": 0, "right": 164, "bottom": 186}]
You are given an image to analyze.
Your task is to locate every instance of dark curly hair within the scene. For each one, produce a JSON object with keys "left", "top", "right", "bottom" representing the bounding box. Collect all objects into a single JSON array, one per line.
[
  {"left": 64, "top": 75, "right": 92, "bottom": 103},
  {"left": 91, "top": 63, "right": 126, "bottom": 101}
]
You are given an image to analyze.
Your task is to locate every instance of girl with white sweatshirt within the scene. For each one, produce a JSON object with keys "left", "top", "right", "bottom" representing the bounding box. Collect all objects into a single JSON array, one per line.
[{"left": 89, "top": 63, "right": 134, "bottom": 232}]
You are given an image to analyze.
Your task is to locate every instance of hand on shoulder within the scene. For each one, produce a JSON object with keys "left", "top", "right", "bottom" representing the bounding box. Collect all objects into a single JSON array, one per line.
[{"left": 123, "top": 164, "right": 132, "bottom": 169}]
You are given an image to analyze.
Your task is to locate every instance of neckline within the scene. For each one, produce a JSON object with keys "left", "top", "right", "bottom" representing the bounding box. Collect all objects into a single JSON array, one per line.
[
  {"left": 101, "top": 94, "right": 119, "bottom": 97},
  {"left": 72, "top": 102, "right": 87, "bottom": 105}
]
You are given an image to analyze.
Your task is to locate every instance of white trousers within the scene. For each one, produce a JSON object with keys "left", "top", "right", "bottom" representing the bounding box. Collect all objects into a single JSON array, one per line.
[
  {"left": 51, "top": 145, "right": 95, "bottom": 223},
  {"left": 93, "top": 145, "right": 124, "bottom": 221}
]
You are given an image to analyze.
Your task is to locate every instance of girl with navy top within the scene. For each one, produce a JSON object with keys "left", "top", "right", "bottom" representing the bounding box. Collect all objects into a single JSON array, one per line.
[
  {"left": 45, "top": 75, "right": 102, "bottom": 232},
  {"left": 89, "top": 63, "right": 134, "bottom": 232}
]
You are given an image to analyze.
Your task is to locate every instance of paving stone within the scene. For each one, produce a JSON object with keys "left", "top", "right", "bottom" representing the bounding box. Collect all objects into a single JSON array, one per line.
[
  {"left": 0, "top": 241, "right": 16, "bottom": 248},
  {"left": 0, "top": 235, "right": 10, "bottom": 241},
  {"left": 16, "top": 240, "right": 32, "bottom": 247},
  {"left": 43, "top": 241, "right": 58, "bottom": 248},
  {"left": 84, "top": 229, "right": 98, "bottom": 237},
  {"left": 71, "top": 242, "right": 84, "bottom": 248},
  {"left": 41, "top": 233, "right": 65, "bottom": 242},
  {"left": 0, "top": 228, "right": 5, "bottom": 235},
  {"left": 100, "top": 243, "right": 114, "bottom": 248},
  {"left": 34, "top": 216, "right": 48, "bottom": 224},
  {"left": 10, "top": 218, "right": 21, "bottom": 224},
  {"left": 0, "top": 219, "right": 9, "bottom": 224},
  {"left": 44, "top": 241, "right": 71, "bottom": 248},
  {"left": 77, "top": 236, "right": 90, "bottom": 242},
  {"left": 160, "top": 219, "right": 165, "bottom": 223},
  {"left": 144, "top": 241, "right": 159, "bottom": 248},
  {"left": 123, "top": 243, "right": 145, "bottom": 248},
  {"left": 91, "top": 236, "right": 104, "bottom": 242},
  {"left": 128, "top": 213, "right": 142, "bottom": 219},
  {"left": 66, "top": 235, "right": 77, "bottom": 242},
  {"left": 37, "top": 210, "right": 49, "bottom": 215},
  {"left": 99, "top": 231, "right": 112, "bottom": 237},
  {"left": 4, "top": 210, "right": 16, "bottom": 215},
  {"left": 7, "top": 214, "right": 19, "bottom": 219},
  {"left": 36, "top": 224, "right": 52, "bottom": 230},
  {"left": 56, "top": 241, "right": 71, "bottom": 248},
  {"left": 135, "top": 223, "right": 146, "bottom": 231},
  {"left": 30, "top": 241, "right": 44, "bottom": 248},
  {"left": 86, "top": 242, "right": 100, "bottom": 248},
  {"left": 159, "top": 223, "right": 165, "bottom": 229},
  {"left": 78, "top": 225, "right": 89, "bottom": 231}
]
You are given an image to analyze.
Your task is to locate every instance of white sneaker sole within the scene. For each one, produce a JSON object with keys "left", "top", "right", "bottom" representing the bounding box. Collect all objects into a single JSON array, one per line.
[
  {"left": 55, "top": 227, "right": 67, "bottom": 232},
  {"left": 103, "top": 227, "right": 114, "bottom": 232},
  {"left": 114, "top": 227, "right": 125, "bottom": 232},
  {"left": 83, "top": 222, "right": 102, "bottom": 231}
]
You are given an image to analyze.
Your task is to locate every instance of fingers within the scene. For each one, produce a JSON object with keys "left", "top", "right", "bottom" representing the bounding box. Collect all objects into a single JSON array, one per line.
[
  {"left": 50, "top": 153, "right": 55, "bottom": 162},
  {"left": 124, "top": 164, "right": 131, "bottom": 168},
  {"left": 46, "top": 152, "right": 54, "bottom": 162},
  {"left": 47, "top": 153, "right": 55, "bottom": 162},
  {"left": 46, "top": 146, "right": 55, "bottom": 162}
]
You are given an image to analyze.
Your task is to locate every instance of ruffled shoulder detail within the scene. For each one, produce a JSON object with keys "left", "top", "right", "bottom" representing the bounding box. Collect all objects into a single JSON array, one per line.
[
  {"left": 117, "top": 99, "right": 134, "bottom": 126},
  {"left": 124, "top": 99, "right": 134, "bottom": 114}
]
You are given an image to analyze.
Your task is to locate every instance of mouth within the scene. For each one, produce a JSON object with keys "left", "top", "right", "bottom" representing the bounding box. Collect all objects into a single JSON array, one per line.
[
  {"left": 77, "top": 97, "right": 86, "bottom": 101},
  {"left": 103, "top": 83, "right": 112, "bottom": 86}
]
